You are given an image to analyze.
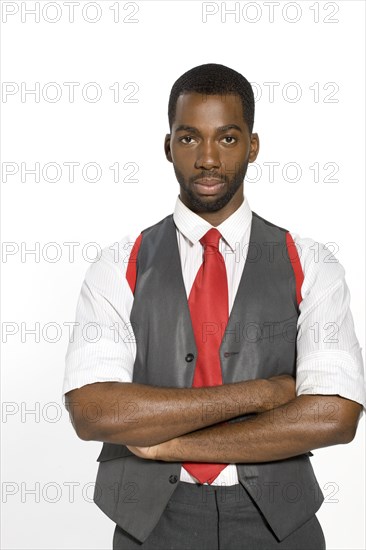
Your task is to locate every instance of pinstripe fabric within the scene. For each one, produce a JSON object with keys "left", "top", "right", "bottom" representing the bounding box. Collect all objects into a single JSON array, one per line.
[{"left": 62, "top": 194, "right": 366, "bottom": 486}]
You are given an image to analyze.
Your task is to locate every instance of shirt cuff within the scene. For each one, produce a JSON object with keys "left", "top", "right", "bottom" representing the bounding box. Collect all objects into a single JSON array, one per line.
[
  {"left": 61, "top": 348, "right": 133, "bottom": 404},
  {"left": 296, "top": 350, "right": 366, "bottom": 410}
]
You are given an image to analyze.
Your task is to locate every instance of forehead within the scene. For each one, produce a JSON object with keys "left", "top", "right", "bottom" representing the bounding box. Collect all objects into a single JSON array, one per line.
[{"left": 173, "top": 92, "right": 245, "bottom": 129}]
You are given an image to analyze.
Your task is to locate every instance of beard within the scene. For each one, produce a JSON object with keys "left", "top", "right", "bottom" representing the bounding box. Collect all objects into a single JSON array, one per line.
[{"left": 173, "top": 161, "right": 248, "bottom": 213}]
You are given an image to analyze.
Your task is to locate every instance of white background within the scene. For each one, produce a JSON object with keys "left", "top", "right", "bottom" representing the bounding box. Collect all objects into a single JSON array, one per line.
[{"left": 1, "top": 1, "right": 365, "bottom": 549}]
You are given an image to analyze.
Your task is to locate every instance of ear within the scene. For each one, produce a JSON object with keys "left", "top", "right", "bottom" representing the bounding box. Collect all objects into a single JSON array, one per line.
[
  {"left": 164, "top": 133, "right": 173, "bottom": 163},
  {"left": 248, "top": 133, "right": 260, "bottom": 163}
]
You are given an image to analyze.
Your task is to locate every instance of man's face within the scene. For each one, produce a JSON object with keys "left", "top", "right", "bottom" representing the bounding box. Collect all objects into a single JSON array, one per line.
[{"left": 165, "top": 92, "right": 259, "bottom": 213}]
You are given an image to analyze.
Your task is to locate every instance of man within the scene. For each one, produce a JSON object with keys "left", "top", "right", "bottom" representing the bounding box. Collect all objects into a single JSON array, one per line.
[{"left": 63, "top": 63, "right": 365, "bottom": 550}]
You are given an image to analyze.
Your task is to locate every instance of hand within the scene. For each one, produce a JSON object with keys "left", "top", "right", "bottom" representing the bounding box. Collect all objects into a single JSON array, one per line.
[
  {"left": 127, "top": 439, "right": 177, "bottom": 461},
  {"left": 265, "top": 375, "right": 296, "bottom": 410},
  {"left": 126, "top": 444, "right": 160, "bottom": 460}
]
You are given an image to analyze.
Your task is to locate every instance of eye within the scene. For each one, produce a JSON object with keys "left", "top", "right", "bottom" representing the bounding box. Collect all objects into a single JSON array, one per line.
[
  {"left": 221, "top": 136, "right": 237, "bottom": 144},
  {"left": 179, "top": 136, "right": 197, "bottom": 144}
]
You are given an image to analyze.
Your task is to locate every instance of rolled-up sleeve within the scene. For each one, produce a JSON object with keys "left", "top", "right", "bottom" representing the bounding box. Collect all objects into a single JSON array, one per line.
[
  {"left": 61, "top": 236, "right": 137, "bottom": 401},
  {"left": 293, "top": 235, "right": 366, "bottom": 410}
]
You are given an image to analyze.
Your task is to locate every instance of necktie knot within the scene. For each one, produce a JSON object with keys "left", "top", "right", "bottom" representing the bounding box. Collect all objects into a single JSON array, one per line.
[{"left": 200, "top": 228, "right": 222, "bottom": 251}]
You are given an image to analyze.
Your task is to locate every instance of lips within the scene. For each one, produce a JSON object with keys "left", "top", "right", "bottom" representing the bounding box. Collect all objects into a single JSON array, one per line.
[
  {"left": 194, "top": 178, "right": 224, "bottom": 186},
  {"left": 193, "top": 178, "right": 225, "bottom": 195}
]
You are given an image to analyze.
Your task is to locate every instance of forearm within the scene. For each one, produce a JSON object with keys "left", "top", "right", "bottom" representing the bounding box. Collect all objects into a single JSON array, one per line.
[
  {"left": 65, "top": 376, "right": 293, "bottom": 445},
  {"left": 154, "top": 395, "right": 362, "bottom": 462}
]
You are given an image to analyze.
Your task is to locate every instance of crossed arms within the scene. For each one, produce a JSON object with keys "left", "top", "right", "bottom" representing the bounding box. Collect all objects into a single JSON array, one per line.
[{"left": 65, "top": 376, "right": 362, "bottom": 463}]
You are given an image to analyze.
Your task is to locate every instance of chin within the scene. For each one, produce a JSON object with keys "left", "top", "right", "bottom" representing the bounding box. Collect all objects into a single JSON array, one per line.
[{"left": 188, "top": 193, "right": 232, "bottom": 213}]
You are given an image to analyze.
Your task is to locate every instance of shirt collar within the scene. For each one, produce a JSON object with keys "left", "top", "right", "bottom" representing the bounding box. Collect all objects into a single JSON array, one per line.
[{"left": 173, "top": 194, "right": 252, "bottom": 251}]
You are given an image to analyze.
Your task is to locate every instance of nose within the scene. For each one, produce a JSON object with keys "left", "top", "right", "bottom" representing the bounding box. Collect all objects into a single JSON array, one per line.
[{"left": 194, "top": 139, "right": 221, "bottom": 170}]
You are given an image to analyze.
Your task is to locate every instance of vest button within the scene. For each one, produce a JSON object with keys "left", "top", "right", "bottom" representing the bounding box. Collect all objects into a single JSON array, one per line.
[
  {"left": 185, "top": 353, "right": 194, "bottom": 362},
  {"left": 169, "top": 474, "right": 178, "bottom": 484}
]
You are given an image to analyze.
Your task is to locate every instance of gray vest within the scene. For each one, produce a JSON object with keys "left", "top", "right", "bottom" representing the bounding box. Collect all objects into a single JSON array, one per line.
[{"left": 93, "top": 212, "right": 324, "bottom": 543}]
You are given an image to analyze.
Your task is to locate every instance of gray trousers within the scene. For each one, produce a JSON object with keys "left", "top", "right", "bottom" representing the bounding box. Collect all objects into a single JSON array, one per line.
[{"left": 112, "top": 481, "right": 326, "bottom": 550}]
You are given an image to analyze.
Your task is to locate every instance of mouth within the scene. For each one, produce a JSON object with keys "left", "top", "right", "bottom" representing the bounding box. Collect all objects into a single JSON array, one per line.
[{"left": 193, "top": 178, "right": 226, "bottom": 195}]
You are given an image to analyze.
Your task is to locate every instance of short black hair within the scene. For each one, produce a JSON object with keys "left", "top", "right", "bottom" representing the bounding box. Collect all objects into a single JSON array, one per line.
[{"left": 168, "top": 63, "right": 255, "bottom": 133}]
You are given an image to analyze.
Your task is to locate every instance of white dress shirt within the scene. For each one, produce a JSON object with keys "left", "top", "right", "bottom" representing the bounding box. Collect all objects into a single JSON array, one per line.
[{"left": 62, "top": 195, "right": 366, "bottom": 486}]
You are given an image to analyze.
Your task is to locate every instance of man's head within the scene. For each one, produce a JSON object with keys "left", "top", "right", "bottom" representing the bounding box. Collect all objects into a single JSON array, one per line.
[
  {"left": 164, "top": 63, "right": 259, "bottom": 222},
  {"left": 168, "top": 63, "right": 255, "bottom": 134}
]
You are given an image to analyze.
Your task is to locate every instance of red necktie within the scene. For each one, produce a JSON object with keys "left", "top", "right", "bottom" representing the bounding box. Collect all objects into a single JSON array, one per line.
[{"left": 183, "top": 228, "right": 229, "bottom": 484}]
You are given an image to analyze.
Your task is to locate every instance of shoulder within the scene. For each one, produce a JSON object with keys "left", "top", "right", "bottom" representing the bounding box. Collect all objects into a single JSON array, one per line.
[
  {"left": 84, "top": 232, "right": 141, "bottom": 291},
  {"left": 82, "top": 216, "right": 173, "bottom": 291},
  {"left": 252, "top": 211, "right": 288, "bottom": 239},
  {"left": 289, "top": 231, "right": 346, "bottom": 301}
]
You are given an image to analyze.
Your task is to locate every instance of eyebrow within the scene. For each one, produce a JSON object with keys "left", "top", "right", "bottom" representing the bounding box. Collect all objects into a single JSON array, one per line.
[{"left": 174, "top": 124, "right": 243, "bottom": 134}]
